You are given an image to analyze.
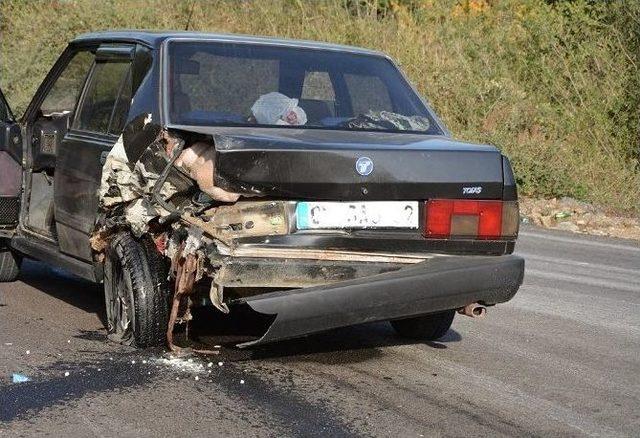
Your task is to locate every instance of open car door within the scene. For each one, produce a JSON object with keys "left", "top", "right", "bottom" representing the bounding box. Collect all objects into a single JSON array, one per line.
[{"left": 0, "top": 89, "right": 23, "bottom": 231}]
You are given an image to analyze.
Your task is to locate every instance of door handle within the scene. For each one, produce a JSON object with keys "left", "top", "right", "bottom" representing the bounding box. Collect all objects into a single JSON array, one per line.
[{"left": 100, "top": 151, "right": 109, "bottom": 165}]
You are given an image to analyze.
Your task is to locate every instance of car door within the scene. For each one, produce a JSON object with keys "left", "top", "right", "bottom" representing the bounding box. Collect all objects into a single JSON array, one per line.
[
  {"left": 0, "top": 89, "right": 22, "bottom": 230},
  {"left": 54, "top": 44, "right": 134, "bottom": 261}
]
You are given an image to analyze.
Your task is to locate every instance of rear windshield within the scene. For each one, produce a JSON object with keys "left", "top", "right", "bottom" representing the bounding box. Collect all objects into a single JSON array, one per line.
[{"left": 166, "top": 41, "right": 442, "bottom": 134}]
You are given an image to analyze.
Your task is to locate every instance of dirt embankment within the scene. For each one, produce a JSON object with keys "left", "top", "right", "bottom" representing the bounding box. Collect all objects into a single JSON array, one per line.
[{"left": 520, "top": 197, "right": 640, "bottom": 241}]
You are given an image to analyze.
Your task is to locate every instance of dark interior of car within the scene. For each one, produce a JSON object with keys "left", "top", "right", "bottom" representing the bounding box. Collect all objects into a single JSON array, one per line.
[{"left": 25, "top": 112, "right": 72, "bottom": 239}]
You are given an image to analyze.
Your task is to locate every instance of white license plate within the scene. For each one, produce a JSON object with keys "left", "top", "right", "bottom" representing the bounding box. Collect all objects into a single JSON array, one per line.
[{"left": 296, "top": 201, "right": 420, "bottom": 230}]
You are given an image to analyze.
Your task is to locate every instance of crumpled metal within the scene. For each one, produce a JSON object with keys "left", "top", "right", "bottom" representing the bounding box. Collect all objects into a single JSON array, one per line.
[
  {"left": 345, "top": 111, "right": 431, "bottom": 131},
  {"left": 97, "top": 133, "right": 179, "bottom": 236}
]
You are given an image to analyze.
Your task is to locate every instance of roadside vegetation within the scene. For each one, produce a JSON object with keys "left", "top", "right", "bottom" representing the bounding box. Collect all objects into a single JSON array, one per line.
[{"left": 1, "top": 0, "right": 638, "bottom": 214}]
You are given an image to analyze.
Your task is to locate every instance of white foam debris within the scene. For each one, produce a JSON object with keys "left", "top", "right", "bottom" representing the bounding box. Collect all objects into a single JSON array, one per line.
[
  {"left": 64, "top": 371, "right": 70, "bottom": 377},
  {"left": 240, "top": 380, "right": 245, "bottom": 384},
  {"left": 218, "top": 362, "right": 223, "bottom": 367},
  {"left": 207, "top": 362, "right": 213, "bottom": 368},
  {"left": 97, "top": 368, "right": 102, "bottom": 372},
  {"left": 155, "top": 356, "right": 205, "bottom": 374},
  {"left": 214, "top": 345, "right": 221, "bottom": 349},
  {"left": 67, "top": 340, "right": 71, "bottom": 344},
  {"left": 12, "top": 373, "right": 30, "bottom": 383},
  {"left": 131, "top": 360, "right": 136, "bottom": 365},
  {"left": 142, "top": 360, "right": 147, "bottom": 364},
  {"left": 25, "top": 350, "right": 30, "bottom": 355},
  {"left": 195, "top": 376, "right": 199, "bottom": 381}
]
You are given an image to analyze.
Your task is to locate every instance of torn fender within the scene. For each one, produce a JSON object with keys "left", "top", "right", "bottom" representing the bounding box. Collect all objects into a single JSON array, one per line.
[{"left": 238, "top": 255, "right": 524, "bottom": 347}]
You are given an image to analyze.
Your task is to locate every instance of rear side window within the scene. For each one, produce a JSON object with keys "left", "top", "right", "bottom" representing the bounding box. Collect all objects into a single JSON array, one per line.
[
  {"left": 108, "top": 68, "right": 132, "bottom": 135},
  {"left": 74, "top": 61, "right": 132, "bottom": 134}
]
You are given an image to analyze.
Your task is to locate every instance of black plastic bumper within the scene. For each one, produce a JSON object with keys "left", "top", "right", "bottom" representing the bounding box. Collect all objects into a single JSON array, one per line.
[{"left": 239, "top": 254, "right": 524, "bottom": 347}]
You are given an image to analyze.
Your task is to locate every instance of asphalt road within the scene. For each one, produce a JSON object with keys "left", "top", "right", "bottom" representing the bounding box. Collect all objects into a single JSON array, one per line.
[{"left": 1, "top": 225, "right": 638, "bottom": 437}]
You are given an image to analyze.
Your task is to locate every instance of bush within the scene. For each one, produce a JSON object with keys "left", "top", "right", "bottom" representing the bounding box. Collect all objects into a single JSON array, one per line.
[{"left": 1, "top": 0, "right": 638, "bottom": 213}]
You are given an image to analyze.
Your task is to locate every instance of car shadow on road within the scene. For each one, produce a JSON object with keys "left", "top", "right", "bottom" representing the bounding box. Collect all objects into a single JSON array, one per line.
[
  {"left": 189, "top": 305, "right": 463, "bottom": 364},
  {"left": 249, "top": 325, "right": 463, "bottom": 364},
  {"left": 18, "top": 260, "right": 106, "bottom": 326},
  {"left": 15, "top": 260, "right": 463, "bottom": 363}
]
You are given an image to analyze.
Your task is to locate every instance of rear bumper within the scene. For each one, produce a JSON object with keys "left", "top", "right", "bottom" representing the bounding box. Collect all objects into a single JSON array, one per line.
[{"left": 239, "top": 254, "right": 524, "bottom": 347}]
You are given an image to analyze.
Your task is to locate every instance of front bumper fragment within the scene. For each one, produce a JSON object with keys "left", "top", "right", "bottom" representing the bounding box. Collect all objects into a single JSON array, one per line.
[{"left": 239, "top": 254, "right": 524, "bottom": 347}]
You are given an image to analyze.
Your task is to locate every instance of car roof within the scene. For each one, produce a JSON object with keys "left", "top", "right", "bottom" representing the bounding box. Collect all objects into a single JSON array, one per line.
[{"left": 72, "top": 30, "right": 386, "bottom": 57}]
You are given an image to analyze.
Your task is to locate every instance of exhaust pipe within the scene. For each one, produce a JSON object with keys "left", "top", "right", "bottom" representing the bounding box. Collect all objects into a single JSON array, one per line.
[{"left": 458, "top": 303, "right": 487, "bottom": 318}]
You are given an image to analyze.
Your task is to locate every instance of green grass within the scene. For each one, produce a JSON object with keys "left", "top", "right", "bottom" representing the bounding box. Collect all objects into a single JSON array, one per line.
[{"left": 1, "top": 0, "right": 638, "bottom": 213}]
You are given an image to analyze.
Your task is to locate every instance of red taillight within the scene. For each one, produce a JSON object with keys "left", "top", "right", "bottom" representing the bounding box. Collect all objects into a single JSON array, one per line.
[{"left": 424, "top": 200, "right": 518, "bottom": 240}]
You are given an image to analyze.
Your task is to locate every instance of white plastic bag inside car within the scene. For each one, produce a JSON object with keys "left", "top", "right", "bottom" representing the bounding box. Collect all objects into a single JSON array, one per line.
[{"left": 251, "top": 92, "right": 307, "bottom": 126}]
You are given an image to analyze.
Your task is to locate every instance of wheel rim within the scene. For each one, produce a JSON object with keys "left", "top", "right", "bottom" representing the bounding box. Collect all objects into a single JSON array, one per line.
[{"left": 105, "top": 255, "right": 133, "bottom": 340}]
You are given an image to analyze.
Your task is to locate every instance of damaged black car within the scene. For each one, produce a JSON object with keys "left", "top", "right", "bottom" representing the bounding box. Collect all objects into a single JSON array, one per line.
[{"left": 0, "top": 31, "right": 524, "bottom": 348}]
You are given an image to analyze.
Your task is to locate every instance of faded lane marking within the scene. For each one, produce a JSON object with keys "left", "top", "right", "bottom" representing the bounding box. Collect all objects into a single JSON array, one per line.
[
  {"left": 519, "top": 253, "right": 639, "bottom": 278},
  {"left": 526, "top": 269, "right": 640, "bottom": 293},
  {"left": 403, "top": 348, "right": 621, "bottom": 438},
  {"left": 520, "top": 231, "right": 640, "bottom": 253}
]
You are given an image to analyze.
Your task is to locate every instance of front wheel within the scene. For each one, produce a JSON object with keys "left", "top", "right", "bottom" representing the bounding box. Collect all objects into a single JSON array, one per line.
[
  {"left": 103, "top": 232, "right": 170, "bottom": 347},
  {"left": 390, "top": 310, "right": 455, "bottom": 341}
]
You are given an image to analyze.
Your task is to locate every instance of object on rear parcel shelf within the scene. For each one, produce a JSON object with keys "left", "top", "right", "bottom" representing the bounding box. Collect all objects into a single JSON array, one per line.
[{"left": 250, "top": 92, "right": 307, "bottom": 126}]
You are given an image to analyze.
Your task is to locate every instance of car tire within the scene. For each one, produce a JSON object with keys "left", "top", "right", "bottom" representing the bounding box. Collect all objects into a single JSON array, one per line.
[
  {"left": 104, "top": 232, "right": 170, "bottom": 347},
  {"left": 390, "top": 310, "right": 455, "bottom": 341},
  {"left": 0, "top": 246, "right": 21, "bottom": 282}
]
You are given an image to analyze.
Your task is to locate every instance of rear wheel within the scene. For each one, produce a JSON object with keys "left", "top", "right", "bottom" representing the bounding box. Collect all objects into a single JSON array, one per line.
[
  {"left": 0, "top": 246, "right": 21, "bottom": 282},
  {"left": 390, "top": 310, "right": 455, "bottom": 341},
  {"left": 104, "top": 232, "right": 170, "bottom": 347}
]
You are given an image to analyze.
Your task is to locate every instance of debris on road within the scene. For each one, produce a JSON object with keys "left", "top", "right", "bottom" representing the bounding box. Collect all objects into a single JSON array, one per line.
[
  {"left": 155, "top": 354, "right": 205, "bottom": 375},
  {"left": 11, "top": 373, "right": 31, "bottom": 383}
]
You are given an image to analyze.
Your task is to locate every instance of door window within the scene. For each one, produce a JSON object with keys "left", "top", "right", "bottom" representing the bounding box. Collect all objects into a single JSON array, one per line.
[
  {"left": 74, "top": 60, "right": 132, "bottom": 134},
  {"left": 39, "top": 51, "right": 94, "bottom": 117},
  {"left": 0, "top": 90, "right": 11, "bottom": 122}
]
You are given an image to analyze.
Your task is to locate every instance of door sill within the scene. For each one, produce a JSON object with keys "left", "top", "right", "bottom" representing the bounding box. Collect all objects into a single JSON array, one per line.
[
  {"left": 20, "top": 226, "right": 57, "bottom": 244},
  {"left": 10, "top": 234, "right": 98, "bottom": 282}
]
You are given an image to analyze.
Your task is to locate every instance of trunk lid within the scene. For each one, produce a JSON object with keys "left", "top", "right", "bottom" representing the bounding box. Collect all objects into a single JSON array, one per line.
[{"left": 183, "top": 126, "right": 505, "bottom": 201}]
